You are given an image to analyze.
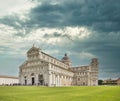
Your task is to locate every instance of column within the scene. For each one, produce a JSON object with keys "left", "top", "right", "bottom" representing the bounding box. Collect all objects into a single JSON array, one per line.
[
  {"left": 58, "top": 74, "right": 60, "bottom": 86},
  {"left": 54, "top": 74, "right": 56, "bottom": 86},
  {"left": 48, "top": 71, "right": 52, "bottom": 86},
  {"left": 56, "top": 75, "right": 58, "bottom": 86},
  {"left": 61, "top": 75, "right": 63, "bottom": 86},
  {"left": 55, "top": 74, "right": 57, "bottom": 86},
  {"left": 53, "top": 73, "right": 55, "bottom": 86},
  {"left": 52, "top": 72, "right": 54, "bottom": 86},
  {"left": 59, "top": 75, "right": 61, "bottom": 86},
  {"left": 35, "top": 74, "right": 38, "bottom": 85}
]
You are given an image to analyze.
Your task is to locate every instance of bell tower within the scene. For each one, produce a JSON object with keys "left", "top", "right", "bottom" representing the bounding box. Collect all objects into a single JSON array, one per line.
[
  {"left": 91, "top": 58, "right": 98, "bottom": 70},
  {"left": 90, "top": 58, "right": 99, "bottom": 86}
]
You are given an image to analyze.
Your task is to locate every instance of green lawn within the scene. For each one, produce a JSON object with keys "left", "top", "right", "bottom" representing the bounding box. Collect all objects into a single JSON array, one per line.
[{"left": 0, "top": 86, "right": 120, "bottom": 101}]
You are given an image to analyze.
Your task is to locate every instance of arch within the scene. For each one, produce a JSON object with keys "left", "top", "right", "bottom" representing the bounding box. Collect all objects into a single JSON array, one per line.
[
  {"left": 32, "top": 77, "right": 35, "bottom": 85},
  {"left": 31, "top": 73, "right": 34, "bottom": 76},
  {"left": 38, "top": 74, "right": 44, "bottom": 85}
]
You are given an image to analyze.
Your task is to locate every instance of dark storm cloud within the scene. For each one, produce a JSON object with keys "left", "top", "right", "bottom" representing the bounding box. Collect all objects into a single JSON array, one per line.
[
  {"left": 64, "top": 32, "right": 120, "bottom": 79},
  {"left": 0, "top": 14, "right": 35, "bottom": 37},
  {"left": 28, "top": 0, "right": 120, "bottom": 32},
  {"left": 0, "top": 15, "right": 23, "bottom": 29},
  {"left": 0, "top": 0, "right": 120, "bottom": 33}
]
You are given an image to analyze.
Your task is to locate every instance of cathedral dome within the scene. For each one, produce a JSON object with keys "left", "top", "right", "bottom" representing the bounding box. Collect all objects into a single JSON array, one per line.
[
  {"left": 62, "top": 53, "right": 72, "bottom": 66},
  {"left": 62, "top": 53, "right": 70, "bottom": 61}
]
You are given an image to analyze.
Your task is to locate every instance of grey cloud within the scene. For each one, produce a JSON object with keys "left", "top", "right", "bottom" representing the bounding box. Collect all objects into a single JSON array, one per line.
[
  {"left": 0, "top": 0, "right": 120, "bottom": 33},
  {"left": 28, "top": 0, "right": 120, "bottom": 32},
  {"left": 0, "top": 15, "right": 23, "bottom": 29},
  {"left": 43, "top": 32, "right": 62, "bottom": 38},
  {"left": 0, "top": 14, "right": 32, "bottom": 37}
]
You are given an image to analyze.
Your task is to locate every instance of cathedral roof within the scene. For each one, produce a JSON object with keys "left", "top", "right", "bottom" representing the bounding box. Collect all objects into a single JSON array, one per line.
[
  {"left": 27, "top": 45, "right": 40, "bottom": 54},
  {"left": 0, "top": 75, "right": 18, "bottom": 79}
]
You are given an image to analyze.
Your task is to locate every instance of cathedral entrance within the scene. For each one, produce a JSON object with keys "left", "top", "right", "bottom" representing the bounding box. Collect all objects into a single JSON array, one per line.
[
  {"left": 40, "top": 80, "right": 43, "bottom": 85},
  {"left": 38, "top": 74, "right": 44, "bottom": 85},
  {"left": 83, "top": 82, "right": 85, "bottom": 86},
  {"left": 25, "top": 80, "right": 27, "bottom": 85},
  {"left": 32, "top": 77, "right": 35, "bottom": 85}
]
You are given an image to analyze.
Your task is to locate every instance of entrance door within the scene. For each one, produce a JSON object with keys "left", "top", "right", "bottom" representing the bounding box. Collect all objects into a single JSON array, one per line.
[
  {"left": 32, "top": 77, "right": 35, "bottom": 85},
  {"left": 38, "top": 74, "right": 44, "bottom": 85},
  {"left": 25, "top": 80, "right": 27, "bottom": 85},
  {"left": 83, "top": 82, "right": 85, "bottom": 86},
  {"left": 40, "top": 80, "right": 43, "bottom": 85}
]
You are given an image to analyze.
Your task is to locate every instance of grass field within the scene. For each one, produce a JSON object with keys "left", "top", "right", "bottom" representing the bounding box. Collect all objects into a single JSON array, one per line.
[{"left": 0, "top": 86, "right": 120, "bottom": 101}]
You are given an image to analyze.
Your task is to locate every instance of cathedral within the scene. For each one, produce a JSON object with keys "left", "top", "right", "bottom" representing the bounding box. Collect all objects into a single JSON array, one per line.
[{"left": 19, "top": 45, "right": 98, "bottom": 86}]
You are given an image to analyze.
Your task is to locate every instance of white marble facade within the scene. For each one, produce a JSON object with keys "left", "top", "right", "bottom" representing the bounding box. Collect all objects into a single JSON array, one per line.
[
  {"left": 0, "top": 75, "right": 19, "bottom": 85},
  {"left": 19, "top": 45, "right": 98, "bottom": 86}
]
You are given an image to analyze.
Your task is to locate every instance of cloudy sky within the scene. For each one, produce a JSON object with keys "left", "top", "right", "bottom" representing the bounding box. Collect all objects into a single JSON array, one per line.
[{"left": 0, "top": 0, "right": 120, "bottom": 79}]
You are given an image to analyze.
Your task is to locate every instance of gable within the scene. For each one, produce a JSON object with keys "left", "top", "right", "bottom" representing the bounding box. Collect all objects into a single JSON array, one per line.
[{"left": 27, "top": 46, "right": 40, "bottom": 57}]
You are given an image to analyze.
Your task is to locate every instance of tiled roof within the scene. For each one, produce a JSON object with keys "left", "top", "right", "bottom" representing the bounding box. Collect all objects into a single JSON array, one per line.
[{"left": 0, "top": 75, "right": 18, "bottom": 79}]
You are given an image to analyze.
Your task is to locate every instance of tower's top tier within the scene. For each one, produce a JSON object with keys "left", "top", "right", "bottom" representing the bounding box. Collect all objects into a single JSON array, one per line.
[{"left": 91, "top": 58, "right": 98, "bottom": 64}]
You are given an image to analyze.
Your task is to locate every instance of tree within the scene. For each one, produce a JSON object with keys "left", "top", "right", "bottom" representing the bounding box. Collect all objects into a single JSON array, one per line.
[{"left": 98, "top": 80, "right": 103, "bottom": 85}]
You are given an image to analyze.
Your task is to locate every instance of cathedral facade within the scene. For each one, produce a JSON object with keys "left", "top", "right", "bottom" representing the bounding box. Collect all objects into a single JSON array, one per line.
[{"left": 19, "top": 45, "right": 98, "bottom": 86}]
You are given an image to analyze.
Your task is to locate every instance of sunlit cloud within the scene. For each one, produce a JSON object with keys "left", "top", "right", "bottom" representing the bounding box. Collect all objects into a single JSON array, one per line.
[{"left": 0, "top": 0, "right": 35, "bottom": 16}]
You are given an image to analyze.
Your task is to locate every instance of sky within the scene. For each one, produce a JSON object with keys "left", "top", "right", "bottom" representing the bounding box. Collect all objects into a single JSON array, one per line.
[{"left": 0, "top": 0, "right": 120, "bottom": 79}]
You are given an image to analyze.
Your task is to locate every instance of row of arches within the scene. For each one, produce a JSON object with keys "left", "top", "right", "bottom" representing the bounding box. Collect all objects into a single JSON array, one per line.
[{"left": 24, "top": 73, "right": 44, "bottom": 85}]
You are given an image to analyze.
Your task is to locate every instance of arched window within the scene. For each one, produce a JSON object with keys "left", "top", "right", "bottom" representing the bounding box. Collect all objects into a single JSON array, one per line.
[{"left": 31, "top": 73, "right": 34, "bottom": 76}]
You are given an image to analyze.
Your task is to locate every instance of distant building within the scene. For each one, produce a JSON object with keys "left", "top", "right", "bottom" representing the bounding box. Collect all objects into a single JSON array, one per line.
[
  {"left": 0, "top": 75, "right": 19, "bottom": 85},
  {"left": 117, "top": 78, "right": 120, "bottom": 85},
  {"left": 102, "top": 78, "right": 120, "bottom": 85},
  {"left": 19, "top": 45, "right": 99, "bottom": 86}
]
